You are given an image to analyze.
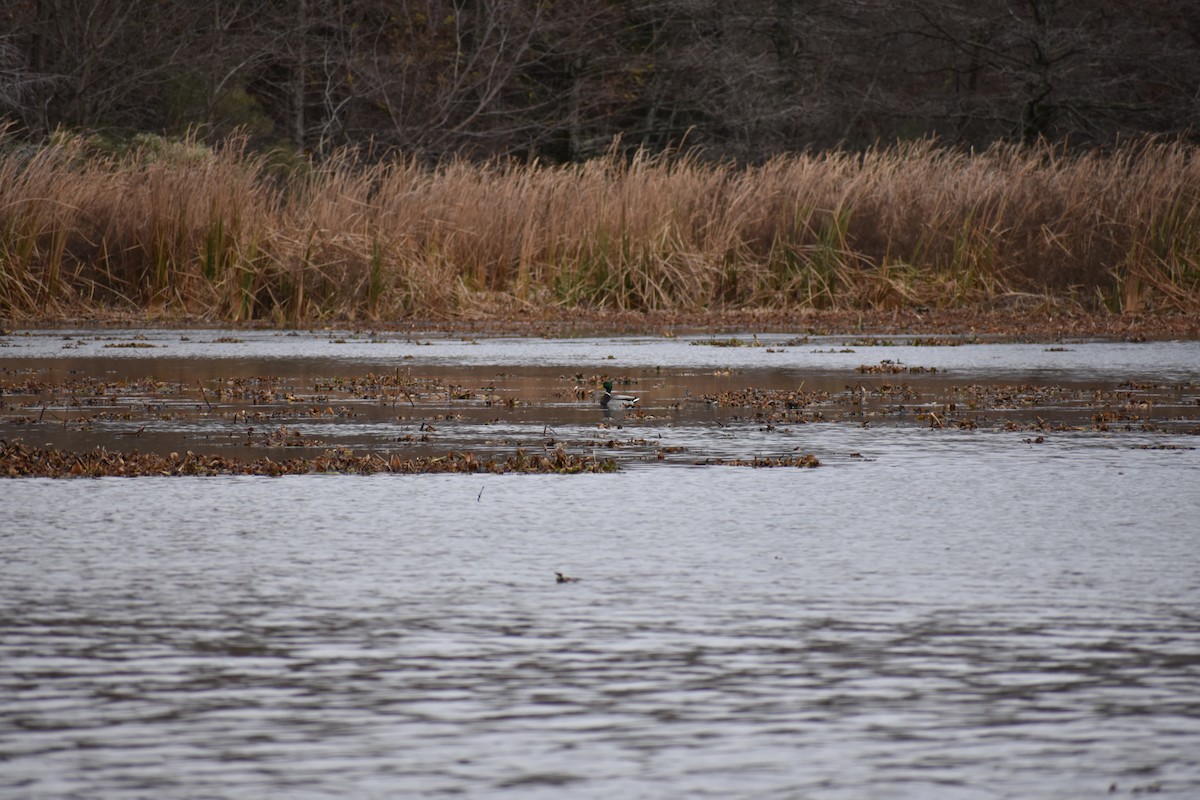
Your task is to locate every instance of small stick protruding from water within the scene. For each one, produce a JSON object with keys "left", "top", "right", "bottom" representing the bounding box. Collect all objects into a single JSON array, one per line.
[
  {"left": 198, "top": 381, "right": 213, "bottom": 411},
  {"left": 477, "top": 486, "right": 484, "bottom": 502}
]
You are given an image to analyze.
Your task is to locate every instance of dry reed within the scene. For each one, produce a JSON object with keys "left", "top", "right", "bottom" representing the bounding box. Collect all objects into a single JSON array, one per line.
[{"left": 2, "top": 132, "right": 1198, "bottom": 322}]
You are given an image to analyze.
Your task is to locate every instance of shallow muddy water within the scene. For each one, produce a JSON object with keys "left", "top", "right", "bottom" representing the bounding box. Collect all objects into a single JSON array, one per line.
[
  {"left": 3, "top": 329, "right": 1198, "bottom": 464},
  {"left": 2, "top": 329, "right": 1199, "bottom": 798}
]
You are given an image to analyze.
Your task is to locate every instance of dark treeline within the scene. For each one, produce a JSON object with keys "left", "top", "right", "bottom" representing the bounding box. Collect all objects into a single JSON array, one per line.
[{"left": 2, "top": 0, "right": 1199, "bottom": 162}]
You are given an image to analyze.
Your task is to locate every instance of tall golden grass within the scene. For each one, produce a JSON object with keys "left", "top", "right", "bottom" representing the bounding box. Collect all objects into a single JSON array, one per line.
[{"left": 2, "top": 131, "right": 1198, "bottom": 322}]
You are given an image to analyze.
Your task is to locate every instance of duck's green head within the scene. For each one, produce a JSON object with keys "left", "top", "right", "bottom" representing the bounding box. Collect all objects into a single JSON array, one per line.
[{"left": 603, "top": 381, "right": 614, "bottom": 392}]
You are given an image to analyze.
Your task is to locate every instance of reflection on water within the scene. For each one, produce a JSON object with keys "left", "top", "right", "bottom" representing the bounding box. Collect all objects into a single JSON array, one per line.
[{"left": 2, "top": 330, "right": 1199, "bottom": 798}]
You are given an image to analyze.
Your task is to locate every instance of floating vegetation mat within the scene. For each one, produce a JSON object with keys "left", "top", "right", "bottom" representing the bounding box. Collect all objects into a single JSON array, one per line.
[
  {"left": 0, "top": 441, "right": 618, "bottom": 478},
  {"left": 694, "top": 454, "right": 821, "bottom": 468},
  {"left": 696, "top": 380, "right": 1200, "bottom": 434}
]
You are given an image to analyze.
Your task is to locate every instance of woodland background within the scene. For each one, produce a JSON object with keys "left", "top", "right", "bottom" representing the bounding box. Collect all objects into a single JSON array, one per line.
[{"left": 3, "top": 0, "right": 1199, "bottom": 161}]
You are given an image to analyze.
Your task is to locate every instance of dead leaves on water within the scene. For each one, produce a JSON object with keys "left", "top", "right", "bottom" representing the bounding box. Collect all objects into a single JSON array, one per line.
[{"left": 0, "top": 441, "right": 618, "bottom": 478}]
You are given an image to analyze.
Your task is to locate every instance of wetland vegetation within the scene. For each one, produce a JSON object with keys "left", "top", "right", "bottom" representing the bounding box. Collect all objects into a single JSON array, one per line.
[
  {"left": 3, "top": 132, "right": 1200, "bottom": 330},
  {"left": 5, "top": 129, "right": 1199, "bottom": 476}
]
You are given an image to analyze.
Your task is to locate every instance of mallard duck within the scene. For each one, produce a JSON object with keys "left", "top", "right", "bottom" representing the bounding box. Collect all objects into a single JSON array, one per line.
[
  {"left": 556, "top": 571, "right": 580, "bottom": 583},
  {"left": 598, "top": 380, "right": 639, "bottom": 408}
]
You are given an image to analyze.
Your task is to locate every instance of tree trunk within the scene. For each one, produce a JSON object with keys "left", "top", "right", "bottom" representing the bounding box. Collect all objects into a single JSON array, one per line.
[{"left": 292, "top": 0, "right": 307, "bottom": 151}]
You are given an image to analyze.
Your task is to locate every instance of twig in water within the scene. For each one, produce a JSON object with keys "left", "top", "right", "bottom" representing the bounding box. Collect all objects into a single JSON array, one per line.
[
  {"left": 198, "top": 381, "right": 213, "bottom": 411},
  {"left": 477, "top": 486, "right": 484, "bottom": 502}
]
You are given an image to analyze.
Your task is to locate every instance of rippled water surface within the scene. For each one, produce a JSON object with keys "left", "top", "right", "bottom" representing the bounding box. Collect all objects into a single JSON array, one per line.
[{"left": 2, "top": 330, "right": 1199, "bottom": 798}]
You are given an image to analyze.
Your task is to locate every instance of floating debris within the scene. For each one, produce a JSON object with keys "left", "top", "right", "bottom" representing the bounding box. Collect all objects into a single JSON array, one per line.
[
  {"left": 0, "top": 441, "right": 619, "bottom": 478},
  {"left": 695, "top": 454, "right": 821, "bottom": 468},
  {"left": 856, "top": 360, "right": 938, "bottom": 374},
  {"left": 697, "top": 388, "right": 830, "bottom": 409},
  {"left": 690, "top": 336, "right": 763, "bottom": 348}
]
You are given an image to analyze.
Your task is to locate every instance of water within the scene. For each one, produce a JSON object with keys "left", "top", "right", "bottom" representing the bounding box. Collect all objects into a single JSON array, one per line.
[
  {"left": 4, "top": 328, "right": 1199, "bottom": 381},
  {"left": 2, "top": 330, "right": 1199, "bottom": 798}
]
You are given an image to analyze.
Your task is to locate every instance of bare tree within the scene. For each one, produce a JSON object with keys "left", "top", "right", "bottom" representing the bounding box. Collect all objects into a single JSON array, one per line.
[
  {"left": 849, "top": 0, "right": 1200, "bottom": 146},
  {"left": 3, "top": 0, "right": 1198, "bottom": 158},
  {"left": 0, "top": 33, "right": 61, "bottom": 123}
]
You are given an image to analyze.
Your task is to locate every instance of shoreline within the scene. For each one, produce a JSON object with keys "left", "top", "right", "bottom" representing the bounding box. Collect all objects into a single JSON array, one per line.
[{"left": 8, "top": 307, "right": 1200, "bottom": 341}]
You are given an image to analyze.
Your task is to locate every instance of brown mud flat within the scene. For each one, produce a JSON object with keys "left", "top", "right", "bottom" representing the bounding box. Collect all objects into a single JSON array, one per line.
[{"left": 11, "top": 308, "right": 1200, "bottom": 342}]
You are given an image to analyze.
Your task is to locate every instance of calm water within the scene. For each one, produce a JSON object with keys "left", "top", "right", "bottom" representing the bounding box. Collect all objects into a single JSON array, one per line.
[{"left": 2, "top": 331, "right": 1199, "bottom": 798}]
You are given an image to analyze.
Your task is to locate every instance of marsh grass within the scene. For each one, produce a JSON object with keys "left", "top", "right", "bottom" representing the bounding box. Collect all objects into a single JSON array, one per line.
[{"left": 2, "top": 132, "right": 1198, "bottom": 321}]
